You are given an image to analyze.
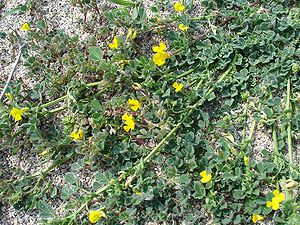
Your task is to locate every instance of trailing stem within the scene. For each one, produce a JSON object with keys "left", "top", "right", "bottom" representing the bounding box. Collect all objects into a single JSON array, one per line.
[
  {"left": 31, "top": 80, "right": 108, "bottom": 111},
  {"left": 286, "top": 74, "right": 293, "bottom": 171},
  {"left": 4, "top": 152, "right": 77, "bottom": 185},
  {"left": 272, "top": 123, "right": 279, "bottom": 165}
]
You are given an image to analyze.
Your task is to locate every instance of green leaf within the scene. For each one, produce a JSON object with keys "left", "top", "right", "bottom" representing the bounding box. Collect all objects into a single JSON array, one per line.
[
  {"left": 185, "top": 132, "right": 194, "bottom": 143},
  {"left": 0, "top": 4, "right": 28, "bottom": 21},
  {"left": 216, "top": 119, "right": 226, "bottom": 128},
  {"left": 61, "top": 185, "right": 78, "bottom": 200},
  {"left": 92, "top": 112, "right": 103, "bottom": 122},
  {"left": 132, "top": 7, "right": 138, "bottom": 20},
  {"left": 65, "top": 172, "right": 78, "bottom": 185},
  {"left": 108, "top": 0, "right": 134, "bottom": 6},
  {"left": 91, "top": 99, "right": 103, "bottom": 111},
  {"left": 50, "top": 187, "right": 57, "bottom": 198},
  {"left": 95, "top": 172, "right": 112, "bottom": 186},
  {"left": 257, "top": 162, "right": 265, "bottom": 173},
  {"left": 221, "top": 218, "right": 231, "bottom": 225},
  {"left": 89, "top": 47, "right": 103, "bottom": 61},
  {"left": 265, "top": 162, "right": 275, "bottom": 173},
  {"left": 37, "top": 200, "right": 55, "bottom": 219},
  {"left": 193, "top": 181, "right": 205, "bottom": 199},
  {"left": 233, "top": 190, "right": 244, "bottom": 200},
  {"left": 0, "top": 32, "right": 6, "bottom": 39},
  {"left": 263, "top": 106, "right": 273, "bottom": 117},
  {"left": 207, "top": 92, "right": 215, "bottom": 101},
  {"left": 36, "top": 20, "right": 46, "bottom": 29}
]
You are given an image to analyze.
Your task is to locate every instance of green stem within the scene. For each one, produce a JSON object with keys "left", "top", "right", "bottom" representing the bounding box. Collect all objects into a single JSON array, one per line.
[
  {"left": 241, "top": 101, "right": 249, "bottom": 141},
  {"left": 286, "top": 74, "right": 293, "bottom": 170},
  {"left": 49, "top": 106, "right": 66, "bottom": 113},
  {"left": 31, "top": 81, "right": 105, "bottom": 111},
  {"left": 8, "top": 152, "right": 77, "bottom": 184},
  {"left": 158, "top": 67, "right": 195, "bottom": 81},
  {"left": 272, "top": 123, "right": 279, "bottom": 164},
  {"left": 242, "top": 102, "right": 261, "bottom": 151},
  {"left": 36, "top": 95, "right": 67, "bottom": 110},
  {"left": 173, "top": 68, "right": 195, "bottom": 80}
]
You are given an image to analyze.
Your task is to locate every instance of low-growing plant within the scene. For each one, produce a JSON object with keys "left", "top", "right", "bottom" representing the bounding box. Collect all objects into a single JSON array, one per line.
[{"left": 0, "top": 0, "right": 300, "bottom": 224}]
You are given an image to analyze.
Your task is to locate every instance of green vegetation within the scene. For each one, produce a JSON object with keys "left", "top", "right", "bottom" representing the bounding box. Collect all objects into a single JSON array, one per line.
[{"left": 0, "top": 0, "right": 300, "bottom": 224}]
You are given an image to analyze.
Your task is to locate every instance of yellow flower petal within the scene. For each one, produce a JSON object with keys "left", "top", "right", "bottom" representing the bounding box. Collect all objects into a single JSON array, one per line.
[
  {"left": 133, "top": 189, "right": 142, "bottom": 196},
  {"left": 123, "top": 125, "right": 131, "bottom": 132},
  {"left": 10, "top": 107, "right": 26, "bottom": 122},
  {"left": 88, "top": 210, "right": 104, "bottom": 223},
  {"left": 244, "top": 156, "right": 249, "bottom": 166},
  {"left": 172, "top": 82, "right": 183, "bottom": 92},
  {"left": 152, "top": 42, "right": 167, "bottom": 53},
  {"left": 153, "top": 51, "right": 170, "bottom": 66},
  {"left": 20, "top": 23, "right": 31, "bottom": 31},
  {"left": 201, "top": 174, "right": 212, "bottom": 183},
  {"left": 128, "top": 99, "right": 141, "bottom": 111},
  {"left": 252, "top": 214, "right": 264, "bottom": 223},
  {"left": 200, "top": 170, "right": 207, "bottom": 177},
  {"left": 70, "top": 129, "right": 84, "bottom": 140},
  {"left": 122, "top": 113, "right": 135, "bottom": 132},
  {"left": 174, "top": 2, "right": 184, "bottom": 12},
  {"left": 271, "top": 200, "right": 280, "bottom": 210},
  {"left": 109, "top": 36, "right": 119, "bottom": 49},
  {"left": 122, "top": 113, "right": 130, "bottom": 121},
  {"left": 179, "top": 24, "right": 189, "bottom": 31},
  {"left": 266, "top": 201, "right": 273, "bottom": 208},
  {"left": 273, "top": 190, "right": 285, "bottom": 202},
  {"left": 200, "top": 170, "right": 212, "bottom": 183},
  {"left": 273, "top": 189, "right": 280, "bottom": 196},
  {"left": 277, "top": 193, "right": 285, "bottom": 202}
]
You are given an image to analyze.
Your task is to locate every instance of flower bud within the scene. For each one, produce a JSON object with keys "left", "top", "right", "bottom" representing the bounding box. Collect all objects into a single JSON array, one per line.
[
  {"left": 292, "top": 63, "right": 299, "bottom": 73},
  {"left": 132, "top": 82, "right": 142, "bottom": 91},
  {"left": 241, "top": 91, "right": 250, "bottom": 101}
]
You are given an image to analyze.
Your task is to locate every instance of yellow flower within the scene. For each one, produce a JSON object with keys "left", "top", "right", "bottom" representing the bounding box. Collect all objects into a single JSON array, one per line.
[
  {"left": 200, "top": 170, "right": 212, "bottom": 183},
  {"left": 153, "top": 52, "right": 171, "bottom": 66},
  {"left": 128, "top": 98, "right": 141, "bottom": 111},
  {"left": 152, "top": 42, "right": 167, "bottom": 53},
  {"left": 179, "top": 24, "right": 189, "bottom": 31},
  {"left": 5, "top": 93, "right": 13, "bottom": 101},
  {"left": 266, "top": 189, "right": 285, "bottom": 210},
  {"left": 10, "top": 107, "right": 28, "bottom": 122},
  {"left": 38, "top": 150, "right": 48, "bottom": 157},
  {"left": 127, "top": 28, "right": 137, "bottom": 40},
  {"left": 152, "top": 42, "right": 171, "bottom": 66},
  {"left": 88, "top": 210, "right": 105, "bottom": 223},
  {"left": 70, "top": 129, "right": 84, "bottom": 140},
  {"left": 174, "top": 2, "right": 184, "bottom": 12},
  {"left": 244, "top": 156, "right": 249, "bottom": 166},
  {"left": 133, "top": 188, "right": 142, "bottom": 196},
  {"left": 172, "top": 82, "right": 183, "bottom": 92},
  {"left": 122, "top": 113, "right": 135, "bottom": 132},
  {"left": 20, "top": 23, "right": 31, "bottom": 31},
  {"left": 109, "top": 36, "right": 119, "bottom": 49},
  {"left": 252, "top": 214, "right": 264, "bottom": 223}
]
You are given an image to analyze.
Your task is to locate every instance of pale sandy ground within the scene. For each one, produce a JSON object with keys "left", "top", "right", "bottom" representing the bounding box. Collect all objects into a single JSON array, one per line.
[{"left": 0, "top": 0, "right": 298, "bottom": 224}]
